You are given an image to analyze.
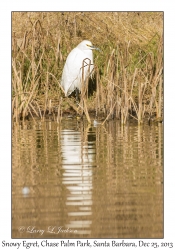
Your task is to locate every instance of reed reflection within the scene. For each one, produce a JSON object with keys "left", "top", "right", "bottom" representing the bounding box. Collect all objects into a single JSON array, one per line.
[{"left": 12, "top": 120, "right": 163, "bottom": 238}]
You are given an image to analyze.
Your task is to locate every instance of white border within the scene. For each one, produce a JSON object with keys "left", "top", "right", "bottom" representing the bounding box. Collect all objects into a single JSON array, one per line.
[{"left": 1, "top": 0, "right": 175, "bottom": 247}]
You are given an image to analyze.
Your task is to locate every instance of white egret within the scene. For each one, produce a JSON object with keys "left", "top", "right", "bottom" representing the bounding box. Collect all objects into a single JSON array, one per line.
[{"left": 61, "top": 40, "right": 99, "bottom": 97}]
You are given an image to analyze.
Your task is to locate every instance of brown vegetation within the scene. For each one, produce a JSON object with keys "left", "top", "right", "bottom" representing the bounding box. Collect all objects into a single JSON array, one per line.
[{"left": 12, "top": 12, "right": 163, "bottom": 124}]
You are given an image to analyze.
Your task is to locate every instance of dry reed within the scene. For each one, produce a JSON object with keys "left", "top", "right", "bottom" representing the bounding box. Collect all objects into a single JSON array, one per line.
[{"left": 12, "top": 12, "right": 163, "bottom": 125}]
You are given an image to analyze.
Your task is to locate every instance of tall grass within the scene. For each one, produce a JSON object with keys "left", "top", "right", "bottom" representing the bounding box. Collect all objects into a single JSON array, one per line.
[{"left": 12, "top": 12, "right": 163, "bottom": 124}]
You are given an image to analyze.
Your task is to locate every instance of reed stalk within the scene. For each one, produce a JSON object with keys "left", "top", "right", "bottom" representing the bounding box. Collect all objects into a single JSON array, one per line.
[{"left": 79, "top": 58, "right": 92, "bottom": 123}]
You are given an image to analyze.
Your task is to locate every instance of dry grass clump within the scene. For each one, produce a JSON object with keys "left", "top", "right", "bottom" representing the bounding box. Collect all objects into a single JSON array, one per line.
[{"left": 12, "top": 12, "right": 163, "bottom": 124}]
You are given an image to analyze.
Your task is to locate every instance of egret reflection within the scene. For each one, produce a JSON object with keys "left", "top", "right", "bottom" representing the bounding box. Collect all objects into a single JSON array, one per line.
[{"left": 61, "top": 127, "right": 95, "bottom": 235}]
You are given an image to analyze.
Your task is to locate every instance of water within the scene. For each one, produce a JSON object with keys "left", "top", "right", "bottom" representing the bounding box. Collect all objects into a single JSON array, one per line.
[{"left": 12, "top": 119, "right": 163, "bottom": 238}]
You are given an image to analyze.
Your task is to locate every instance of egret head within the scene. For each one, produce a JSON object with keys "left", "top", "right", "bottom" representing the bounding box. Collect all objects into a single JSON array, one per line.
[{"left": 77, "top": 40, "right": 100, "bottom": 51}]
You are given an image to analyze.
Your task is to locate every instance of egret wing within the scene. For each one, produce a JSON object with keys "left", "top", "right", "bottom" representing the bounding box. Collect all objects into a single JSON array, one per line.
[{"left": 61, "top": 48, "right": 85, "bottom": 96}]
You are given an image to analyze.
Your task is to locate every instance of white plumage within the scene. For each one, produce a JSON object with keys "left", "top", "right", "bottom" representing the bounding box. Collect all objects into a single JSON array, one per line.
[{"left": 61, "top": 40, "right": 99, "bottom": 96}]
